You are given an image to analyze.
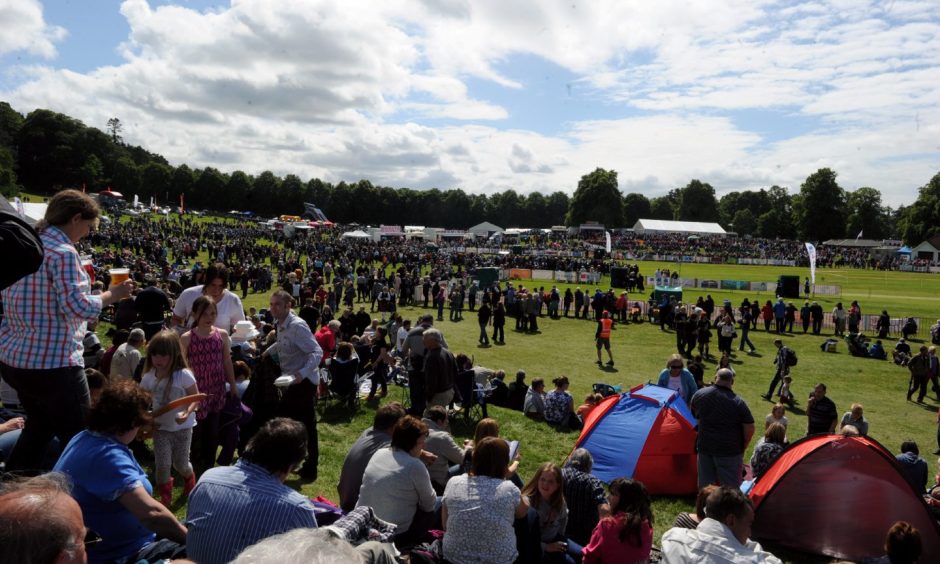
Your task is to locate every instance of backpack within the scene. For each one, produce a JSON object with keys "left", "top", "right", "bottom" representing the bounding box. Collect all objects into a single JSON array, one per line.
[
  {"left": 0, "top": 209, "right": 43, "bottom": 291},
  {"left": 785, "top": 347, "right": 798, "bottom": 367}
]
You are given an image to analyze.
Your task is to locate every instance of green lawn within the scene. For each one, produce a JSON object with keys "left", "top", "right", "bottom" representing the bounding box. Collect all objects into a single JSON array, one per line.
[{"left": 70, "top": 206, "right": 939, "bottom": 562}]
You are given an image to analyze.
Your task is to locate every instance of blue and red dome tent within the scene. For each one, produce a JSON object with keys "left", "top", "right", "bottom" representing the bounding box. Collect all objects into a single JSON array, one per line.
[{"left": 572, "top": 383, "right": 698, "bottom": 495}]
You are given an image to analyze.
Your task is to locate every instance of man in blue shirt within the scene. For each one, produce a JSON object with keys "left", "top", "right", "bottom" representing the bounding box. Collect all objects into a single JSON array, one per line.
[{"left": 186, "top": 418, "right": 317, "bottom": 564}]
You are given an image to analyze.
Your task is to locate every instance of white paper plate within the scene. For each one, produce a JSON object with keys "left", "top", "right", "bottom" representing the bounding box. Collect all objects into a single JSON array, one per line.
[{"left": 274, "top": 376, "right": 294, "bottom": 387}]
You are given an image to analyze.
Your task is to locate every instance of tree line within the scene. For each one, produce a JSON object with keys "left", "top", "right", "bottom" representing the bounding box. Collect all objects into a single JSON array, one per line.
[{"left": 1, "top": 103, "right": 938, "bottom": 244}]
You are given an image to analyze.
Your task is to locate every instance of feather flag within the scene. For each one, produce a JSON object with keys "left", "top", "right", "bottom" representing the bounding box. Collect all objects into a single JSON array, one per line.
[
  {"left": 605, "top": 230, "right": 612, "bottom": 253},
  {"left": 805, "top": 242, "right": 817, "bottom": 284}
]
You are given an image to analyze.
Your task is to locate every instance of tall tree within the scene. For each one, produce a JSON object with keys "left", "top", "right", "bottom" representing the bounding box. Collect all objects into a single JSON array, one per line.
[
  {"left": 106, "top": 118, "right": 123, "bottom": 144},
  {"left": 731, "top": 209, "right": 757, "bottom": 236},
  {"left": 675, "top": 179, "right": 720, "bottom": 222},
  {"left": 0, "top": 148, "right": 18, "bottom": 196},
  {"left": 565, "top": 168, "right": 624, "bottom": 227},
  {"left": 111, "top": 157, "right": 140, "bottom": 197},
  {"left": 80, "top": 155, "right": 104, "bottom": 192},
  {"left": 139, "top": 162, "right": 171, "bottom": 203},
  {"left": 545, "top": 191, "right": 570, "bottom": 226},
  {"left": 649, "top": 196, "right": 675, "bottom": 220},
  {"left": 623, "top": 193, "right": 651, "bottom": 227},
  {"left": 845, "top": 186, "right": 888, "bottom": 239},
  {"left": 796, "top": 169, "right": 846, "bottom": 241},
  {"left": 899, "top": 171, "right": 940, "bottom": 245}
]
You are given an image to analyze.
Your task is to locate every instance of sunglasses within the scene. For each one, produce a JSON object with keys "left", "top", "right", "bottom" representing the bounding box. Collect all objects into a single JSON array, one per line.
[{"left": 84, "top": 528, "right": 103, "bottom": 547}]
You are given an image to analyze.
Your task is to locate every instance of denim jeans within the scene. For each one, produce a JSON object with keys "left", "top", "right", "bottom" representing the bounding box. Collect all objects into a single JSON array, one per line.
[{"left": 697, "top": 451, "right": 743, "bottom": 489}]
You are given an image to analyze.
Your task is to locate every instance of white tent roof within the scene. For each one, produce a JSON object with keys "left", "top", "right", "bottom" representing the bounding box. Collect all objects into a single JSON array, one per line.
[
  {"left": 632, "top": 219, "right": 726, "bottom": 235},
  {"left": 341, "top": 230, "right": 370, "bottom": 238},
  {"left": 468, "top": 221, "right": 503, "bottom": 234}
]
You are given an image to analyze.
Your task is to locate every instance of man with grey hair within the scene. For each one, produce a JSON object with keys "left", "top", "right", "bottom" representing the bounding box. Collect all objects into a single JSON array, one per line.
[
  {"left": 110, "top": 327, "right": 145, "bottom": 380},
  {"left": 690, "top": 368, "right": 755, "bottom": 489},
  {"left": 0, "top": 472, "right": 90, "bottom": 564},
  {"left": 233, "top": 527, "right": 396, "bottom": 564},
  {"left": 265, "top": 290, "right": 323, "bottom": 481},
  {"left": 562, "top": 448, "right": 611, "bottom": 546},
  {"left": 423, "top": 328, "right": 457, "bottom": 407},
  {"left": 401, "top": 314, "right": 446, "bottom": 416}
]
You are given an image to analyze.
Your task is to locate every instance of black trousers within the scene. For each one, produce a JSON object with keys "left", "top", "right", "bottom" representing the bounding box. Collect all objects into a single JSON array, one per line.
[
  {"left": 0, "top": 363, "right": 88, "bottom": 472},
  {"left": 277, "top": 379, "right": 319, "bottom": 476},
  {"left": 192, "top": 410, "right": 221, "bottom": 477}
]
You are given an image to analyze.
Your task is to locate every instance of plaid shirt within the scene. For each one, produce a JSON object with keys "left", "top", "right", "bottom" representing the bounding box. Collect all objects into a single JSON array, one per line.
[{"left": 0, "top": 226, "right": 102, "bottom": 369}]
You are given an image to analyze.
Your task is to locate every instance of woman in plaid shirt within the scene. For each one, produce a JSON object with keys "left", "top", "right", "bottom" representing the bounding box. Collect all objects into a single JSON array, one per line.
[{"left": 0, "top": 190, "right": 133, "bottom": 472}]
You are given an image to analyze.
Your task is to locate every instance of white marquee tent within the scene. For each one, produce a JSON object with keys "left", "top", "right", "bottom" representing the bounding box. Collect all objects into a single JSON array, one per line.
[{"left": 632, "top": 219, "right": 727, "bottom": 236}]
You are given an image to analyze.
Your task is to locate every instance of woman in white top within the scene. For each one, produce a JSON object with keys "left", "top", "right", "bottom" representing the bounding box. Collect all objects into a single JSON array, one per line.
[
  {"left": 171, "top": 263, "right": 245, "bottom": 333},
  {"left": 443, "top": 436, "right": 529, "bottom": 564}
]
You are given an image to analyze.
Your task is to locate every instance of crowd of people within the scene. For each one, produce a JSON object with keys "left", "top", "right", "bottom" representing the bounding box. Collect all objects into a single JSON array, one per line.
[{"left": 1, "top": 192, "right": 938, "bottom": 563}]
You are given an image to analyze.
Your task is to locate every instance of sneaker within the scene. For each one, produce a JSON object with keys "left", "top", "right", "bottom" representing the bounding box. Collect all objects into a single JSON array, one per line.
[
  {"left": 761, "top": 394, "right": 771, "bottom": 401},
  {"left": 596, "top": 360, "right": 602, "bottom": 366},
  {"left": 606, "top": 360, "right": 614, "bottom": 366}
]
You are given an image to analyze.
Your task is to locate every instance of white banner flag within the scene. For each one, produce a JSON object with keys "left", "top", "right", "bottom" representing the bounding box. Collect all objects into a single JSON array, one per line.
[
  {"left": 133, "top": 194, "right": 139, "bottom": 208},
  {"left": 13, "top": 196, "right": 25, "bottom": 218},
  {"left": 605, "top": 231, "right": 612, "bottom": 253},
  {"left": 805, "top": 242, "right": 817, "bottom": 284}
]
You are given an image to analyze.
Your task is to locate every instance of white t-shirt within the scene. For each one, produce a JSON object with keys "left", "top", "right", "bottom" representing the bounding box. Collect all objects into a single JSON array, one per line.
[
  {"left": 668, "top": 374, "right": 682, "bottom": 392},
  {"left": 141, "top": 369, "right": 198, "bottom": 432},
  {"left": 396, "top": 326, "right": 409, "bottom": 352},
  {"left": 173, "top": 286, "right": 245, "bottom": 333}
]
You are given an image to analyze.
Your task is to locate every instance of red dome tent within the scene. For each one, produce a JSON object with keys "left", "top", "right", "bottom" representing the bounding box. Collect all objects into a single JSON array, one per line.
[
  {"left": 749, "top": 434, "right": 940, "bottom": 561},
  {"left": 573, "top": 383, "right": 698, "bottom": 495}
]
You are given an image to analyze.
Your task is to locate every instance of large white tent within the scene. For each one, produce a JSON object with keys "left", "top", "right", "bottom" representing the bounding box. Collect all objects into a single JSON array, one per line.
[
  {"left": 341, "top": 229, "right": 370, "bottom": 239},
  {"left": 632, "top": 219, "right": 727, "bottom": 236}
]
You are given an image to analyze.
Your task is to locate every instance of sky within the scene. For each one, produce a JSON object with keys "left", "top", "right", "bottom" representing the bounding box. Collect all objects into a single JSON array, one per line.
[{"left": 1, "top": 0, "right": 938, "bottom": 207}]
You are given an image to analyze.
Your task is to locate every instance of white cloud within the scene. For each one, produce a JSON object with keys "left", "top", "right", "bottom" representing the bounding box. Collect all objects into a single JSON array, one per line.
[
  {"left": 1, "top": 0, "right": 938, "bottom": 208},
  {"left": 0, "top": 0, "right": 66, "bottom": 58}
]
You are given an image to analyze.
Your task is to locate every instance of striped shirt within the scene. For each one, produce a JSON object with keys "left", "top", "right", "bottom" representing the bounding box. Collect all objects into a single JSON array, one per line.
[
  {"left": 185, "top": 459, "right": 317, "bottom": 564},
  {"left": 0, "top": 226, "right": 102, "bottom": 369}
]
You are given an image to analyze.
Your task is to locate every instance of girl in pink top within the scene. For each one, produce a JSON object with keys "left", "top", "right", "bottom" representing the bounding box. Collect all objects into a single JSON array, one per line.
[
  {"left": 181, "top": 296, "right": 236, "bottom": 475},
  {"left": 582, "top": 478, "right": 654, "bottom": 564}
]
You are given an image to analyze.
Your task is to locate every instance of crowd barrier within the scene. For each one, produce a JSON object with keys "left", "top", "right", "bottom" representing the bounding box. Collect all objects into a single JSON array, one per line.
[
  {"left": 644, "top": 277, "right": 841, "bottom": 296},
  {"left": 505, "top": 269, "right": 602, "bottom": 284}
]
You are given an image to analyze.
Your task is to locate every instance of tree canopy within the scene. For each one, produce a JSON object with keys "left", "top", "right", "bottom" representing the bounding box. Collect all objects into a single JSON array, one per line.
[{"left": 565, "top": 168, "right": 624, "bottom": 227}]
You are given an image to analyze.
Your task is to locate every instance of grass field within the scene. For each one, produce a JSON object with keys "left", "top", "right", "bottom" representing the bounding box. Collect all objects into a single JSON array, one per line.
[
  {"left": 66, "top": 205, "right": 939, "bottom": 562},
  {"left": 153, "top": 283, "right": 939, "bottom": 563}
]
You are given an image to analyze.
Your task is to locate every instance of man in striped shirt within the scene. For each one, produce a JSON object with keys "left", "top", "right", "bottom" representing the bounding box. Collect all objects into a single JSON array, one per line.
[{"left": 186, "top": 418, "right": 317, "bottom": 564}]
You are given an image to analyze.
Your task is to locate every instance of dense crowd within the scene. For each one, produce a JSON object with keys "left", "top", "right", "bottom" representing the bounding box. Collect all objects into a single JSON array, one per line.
[{"left": 1, "top": 193, "right": 938, "bottom": 564}]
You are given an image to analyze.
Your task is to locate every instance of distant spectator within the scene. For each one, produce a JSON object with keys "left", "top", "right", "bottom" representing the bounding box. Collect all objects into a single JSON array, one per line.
[
  {"left": 806, "top": 383, "right": 838, "bottom": 435},
  {"left": 896, "top": 441, "right": 928, "bottom": 494},
  {"left": 839, "top": 403, "right": 869, "bottom": 436},
  {"left": 524, "top": 378, "right": 547, "bottom": 421},
  {"left": 749, "top": 423, "right": 787, "bottom": 480},
  {"left": 111, "top": 328, "right": 146, "bottom": 381},
  {"left": 422, "top": 406, "right": 466, "bottom": 494},
  {"left": 508, "top": 370, "right": 529, "bottom": 411}
]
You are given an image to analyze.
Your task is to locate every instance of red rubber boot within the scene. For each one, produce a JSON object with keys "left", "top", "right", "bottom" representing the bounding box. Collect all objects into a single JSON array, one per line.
[
  {"left": 183, "top": 472, "right": 197, "bottom": 498},
  {"left": 158, "top": 478, "right": 174, "bottom": 506}
]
